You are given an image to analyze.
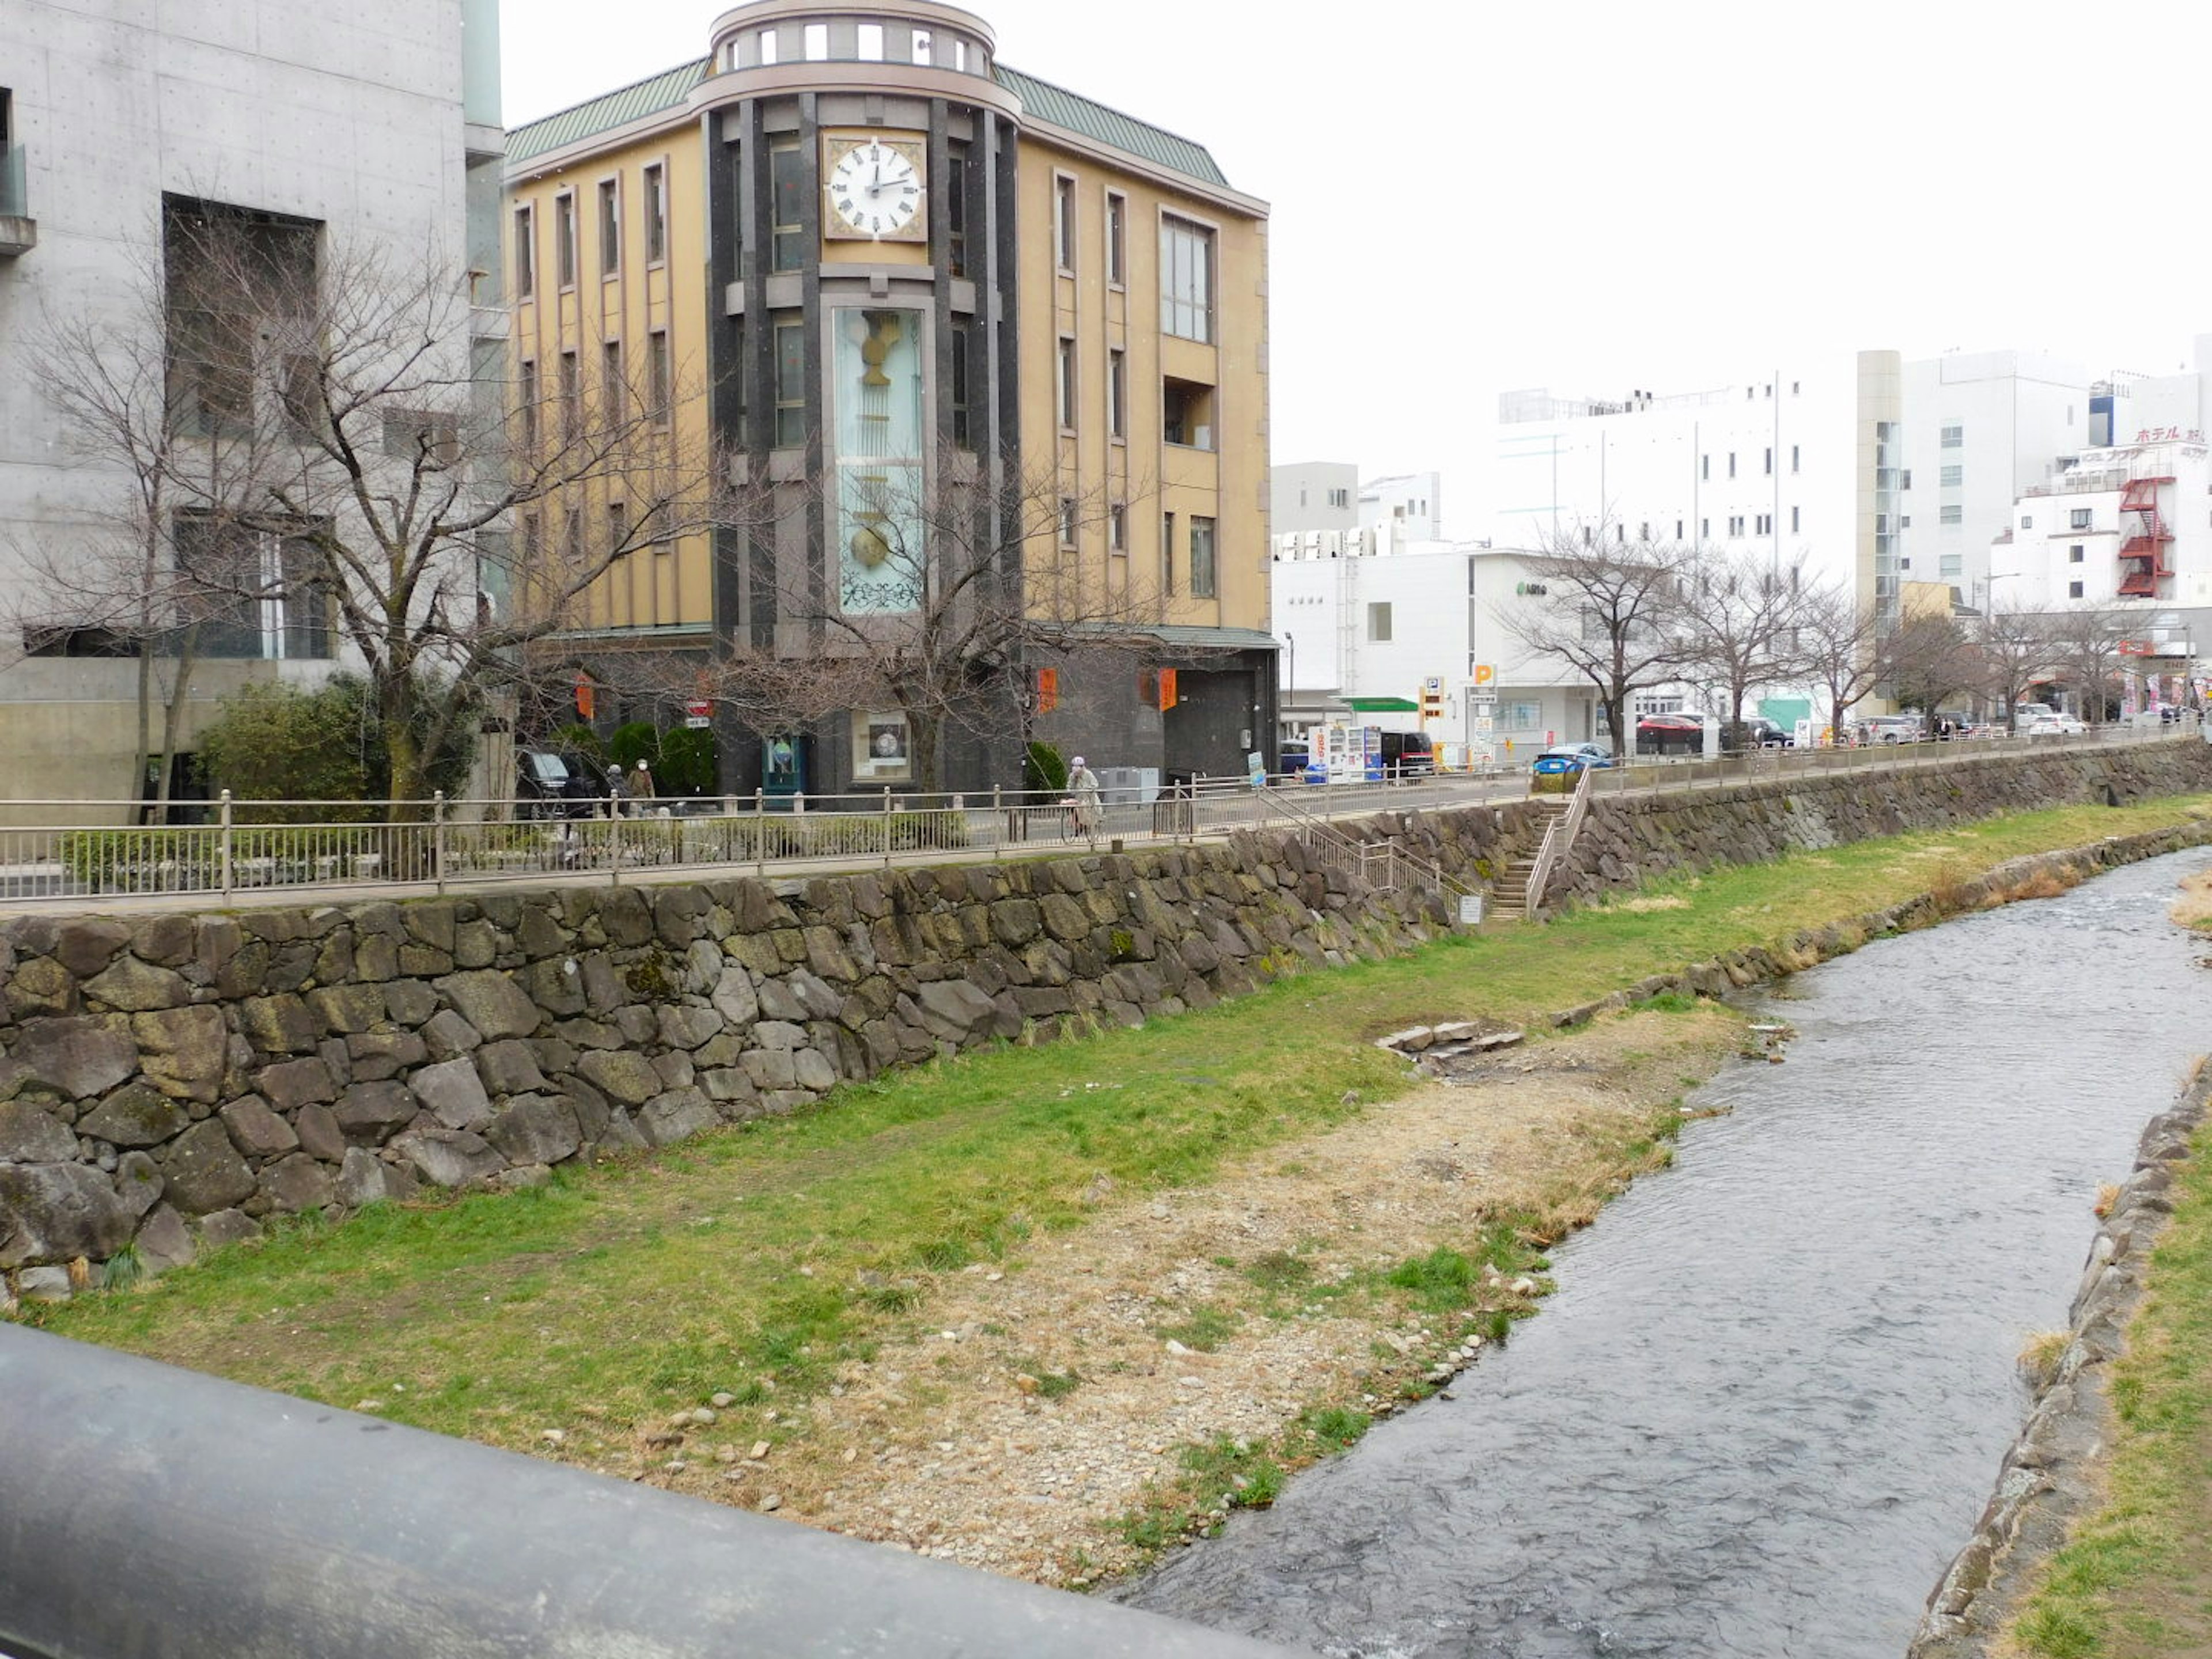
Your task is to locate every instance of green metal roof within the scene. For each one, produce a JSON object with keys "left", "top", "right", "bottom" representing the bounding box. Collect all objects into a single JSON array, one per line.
[
  {"left": 506, "top": 58, "right": 710, "bottom": 165},
  {"left": 504, "top": 58, "right": 1234, "bottom": 192},
  {"left": 991, "top": 65, "right": 1230, "bottom": 189},
  {"left": 1344, "top": 697, "right": 1421, "bottom": 713}
]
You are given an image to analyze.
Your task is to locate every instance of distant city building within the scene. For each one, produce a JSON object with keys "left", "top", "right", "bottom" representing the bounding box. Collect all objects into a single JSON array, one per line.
[
  {"left": 0, "top": 0, "right": 503, "bottom": 812},
  {"left": 1358, "top": 472, "right": 1441, "bottom": 542},
  {"left": 1271, "top": 461, "right": 1359, "bottom": 536}
]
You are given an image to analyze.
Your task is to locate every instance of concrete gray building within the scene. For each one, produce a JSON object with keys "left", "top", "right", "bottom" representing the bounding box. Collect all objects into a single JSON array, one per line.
[{"left": 0, "top": 0, "right": 503, "bottom": 815}]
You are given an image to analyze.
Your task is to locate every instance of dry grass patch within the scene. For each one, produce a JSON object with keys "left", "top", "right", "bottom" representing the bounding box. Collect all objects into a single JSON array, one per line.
[{"left": 2172, "top": 869, "right": 2212, "bottom": 931}]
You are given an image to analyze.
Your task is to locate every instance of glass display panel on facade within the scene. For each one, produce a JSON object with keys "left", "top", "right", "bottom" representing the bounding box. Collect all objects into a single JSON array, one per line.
[
  {"left": 833, "top": 308, "right": 926, "bottom": 612},
  {"left": 1160, "top": 217, "right": 1212, "bottom": 343},
  {"left": 774, "top": 320, "right": 806, "bottom": 445}
]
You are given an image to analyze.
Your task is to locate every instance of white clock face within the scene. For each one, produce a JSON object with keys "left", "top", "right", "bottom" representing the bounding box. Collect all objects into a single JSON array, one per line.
[{"left": 828, "top": 139, "right": 921, "bottom": 237}]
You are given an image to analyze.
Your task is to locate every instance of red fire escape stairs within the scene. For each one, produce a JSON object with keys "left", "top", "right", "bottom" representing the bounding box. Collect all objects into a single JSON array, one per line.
[{"left": 2118, "top": 476, "right": 2175, "bottom": 598}]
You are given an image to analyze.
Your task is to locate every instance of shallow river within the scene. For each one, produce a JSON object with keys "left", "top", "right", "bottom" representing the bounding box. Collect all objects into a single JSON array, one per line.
[{"left": 1123, "top": 847, "right": 2212, "bottom": 1657}]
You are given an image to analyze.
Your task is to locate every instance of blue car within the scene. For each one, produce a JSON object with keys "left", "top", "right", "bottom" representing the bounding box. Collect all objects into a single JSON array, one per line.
[{"left": 1531, "top": 744, "right": 1614, "bottom": 775}]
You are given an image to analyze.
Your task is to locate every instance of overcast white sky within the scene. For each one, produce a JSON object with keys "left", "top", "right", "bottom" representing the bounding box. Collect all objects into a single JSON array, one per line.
[{"left": 503, "top": 0, "right": 2212, "bottom": 540}]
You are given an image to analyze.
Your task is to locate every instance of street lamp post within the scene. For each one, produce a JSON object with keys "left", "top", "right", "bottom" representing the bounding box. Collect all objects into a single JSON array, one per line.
[{"left": 1282, "top": 632, "right": 1295, "bottom": 738}]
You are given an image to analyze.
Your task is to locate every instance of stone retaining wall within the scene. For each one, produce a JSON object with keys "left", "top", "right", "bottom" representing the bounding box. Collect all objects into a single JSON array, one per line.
[{"left": 3, "top": 741, "right": 2209, "bottom": 1295}]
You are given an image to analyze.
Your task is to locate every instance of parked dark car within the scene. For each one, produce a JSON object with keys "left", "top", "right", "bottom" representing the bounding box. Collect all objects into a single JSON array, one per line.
[
  {"left": 1723, "top": 716, "right": 1791, "bottom": 750},
  {"left": 1635, "top": 713, "right": 1707, "bottom": 755},
  {"left": 1380, "top": 730, "right": 1435, "bottom": 777}
]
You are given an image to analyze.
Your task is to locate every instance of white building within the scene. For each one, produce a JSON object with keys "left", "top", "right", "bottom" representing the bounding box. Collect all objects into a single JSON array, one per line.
[
  {"left": 1359, "top": 472, "right": 1441, "bottom": 542},
  {"left": 0, "top": 0, "right": 503, "bottom": 810},
  {"left": 1481, "top": 350, "right": 2124, "bottom": 628},
  {"left": 1271, "top": 461, "right": 1359, "bottom": 536},
  {"left": 1271, "top": 535, "right": 1595, "bottom": 766}
]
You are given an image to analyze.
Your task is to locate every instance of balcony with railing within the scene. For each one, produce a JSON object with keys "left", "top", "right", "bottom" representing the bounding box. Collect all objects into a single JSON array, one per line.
[{"left": 0, "top": 141, "right": 33, "bottom": 256}]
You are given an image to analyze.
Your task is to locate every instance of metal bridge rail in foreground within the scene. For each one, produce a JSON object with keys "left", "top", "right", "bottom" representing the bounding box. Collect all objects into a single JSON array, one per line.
[{"left": 0, "top": 1324, "right": 1304, "bottom": 1659}]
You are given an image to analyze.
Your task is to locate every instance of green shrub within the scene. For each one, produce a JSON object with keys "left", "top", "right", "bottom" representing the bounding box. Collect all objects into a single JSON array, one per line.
[
  {"left": 1024, "top": 741, "right": 1068, "bottom": 797},
  {"left": 552, "top": 722, "right": 605, "bottom": 758},
  {"left": 198, "top": 675, "right": 475, "bottom": 816},
  {"left": 607, "top": 722, "right": 661, "bottom": 772},
  {"left": 658, "top": 726, "right": 719, "bottom": 796}
]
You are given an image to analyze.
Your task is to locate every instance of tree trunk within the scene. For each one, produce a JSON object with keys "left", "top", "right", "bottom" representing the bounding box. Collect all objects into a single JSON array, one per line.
[
  {"left": 153, "top": 625, "right": 202, "bottom": 825},
  {"left": 908, "top": 704, "right": 944, "bottom": 795},
  {"left": 383, "top": 675, "right": 429, "bottom": 822},
  {"left": 132, "top": 638, "right": 154, "bottom": 824}
]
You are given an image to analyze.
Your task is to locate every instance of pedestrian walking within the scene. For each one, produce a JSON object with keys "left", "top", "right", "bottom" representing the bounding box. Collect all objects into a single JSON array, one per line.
[
  {"left": 1067, "top": 754, "right": 1103, "bottom": 839},
  {"left": 630, "top": 757, "right": 658, "bottom": 815}
]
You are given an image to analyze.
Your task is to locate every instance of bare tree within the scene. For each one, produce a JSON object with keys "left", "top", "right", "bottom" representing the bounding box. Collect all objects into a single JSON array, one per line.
[
  {"left": 39, "top": 200, "right": 731, "bottom": 816},
  {"left": 1495, "top": 521, "right": 1693, "bottom": 757},
  {"left": 2043, "top": 608, "right": 2128, "bottom": 724},
  {"left": 1794, "top": 581, "right": 1885, "bottom": 743},
  {"left": 1878, "top": 611, "right": 1980, "bottom": 725},
  {"left": 1672, "top": 548, "right": 1810, "bottom": 740},
  {"left": 665, "top": 448, "right": 1163, "bottom": 792},
  {"left": 1973, "top": 609, "right": 2058, "bottom": 733}
]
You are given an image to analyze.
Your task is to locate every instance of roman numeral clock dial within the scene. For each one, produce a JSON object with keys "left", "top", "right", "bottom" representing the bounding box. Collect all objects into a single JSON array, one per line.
[{"left": 827, "top": 138, "right": 923, "bottom": 240}]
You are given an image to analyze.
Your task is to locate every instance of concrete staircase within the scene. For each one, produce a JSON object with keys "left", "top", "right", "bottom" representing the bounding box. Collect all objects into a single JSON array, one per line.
[{"left": 1490, "top": 796, "right": 1571, "bottom": 919}]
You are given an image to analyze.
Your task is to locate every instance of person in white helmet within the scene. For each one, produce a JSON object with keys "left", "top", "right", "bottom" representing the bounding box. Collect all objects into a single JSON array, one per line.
[{"left": 1066, "top": 753, "right": 1102, "bottom": 839}]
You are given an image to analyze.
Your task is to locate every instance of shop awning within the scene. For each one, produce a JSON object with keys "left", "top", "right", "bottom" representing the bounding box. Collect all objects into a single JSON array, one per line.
[{"left": 1343, "top": 696, "right": 1421, "bottom": 712}]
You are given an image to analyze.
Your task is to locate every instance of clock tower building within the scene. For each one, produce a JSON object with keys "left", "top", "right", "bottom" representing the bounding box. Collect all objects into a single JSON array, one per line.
[{"left": 506, "top": 1, "right": 1272, "bottom": 795}]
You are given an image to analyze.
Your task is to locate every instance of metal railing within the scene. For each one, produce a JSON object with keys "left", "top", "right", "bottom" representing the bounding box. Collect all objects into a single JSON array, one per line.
[
  {"left": 1525, "top": 761, "right": 1595, "bottom": 913},
  {"left": 0, "top": 723, "right": 2184, "bottom": 910},
  {"left": 0, "top": 1323, "right": 1297, "bottom": 1659},
  {"left": 1250, "top": 781, "right": 1472, "bottom": 903}
]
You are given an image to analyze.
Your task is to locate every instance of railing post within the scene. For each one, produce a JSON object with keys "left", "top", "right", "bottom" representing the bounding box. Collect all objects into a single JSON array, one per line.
[
  {"left": 883, "top": 786, "right": 893, "bottom": 869},
  {"left": 991, "top": 783, "right": 1003, "bottom": 863},
  {"left": 433, "top": 791, "right": 448, "bottom": 895},
  {"left": 218, "top": 790, "right": 233, "bottom": 903},
  {"left": 755, "top": 787, "right": 767, "bottom": 876}
]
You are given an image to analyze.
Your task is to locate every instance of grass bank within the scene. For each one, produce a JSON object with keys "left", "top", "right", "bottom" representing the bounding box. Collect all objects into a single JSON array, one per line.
[
  {"left": 2003, "top": 1100, "right": 2212, "bottom": 1658},
  {"left": 17, "top": 796, "right": 2212, "bottom": 1577}
]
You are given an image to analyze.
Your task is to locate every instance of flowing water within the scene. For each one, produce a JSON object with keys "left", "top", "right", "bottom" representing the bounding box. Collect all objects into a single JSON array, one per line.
[{"left": 1124, "top": 847, "right": 2212, "bottom": 1657}]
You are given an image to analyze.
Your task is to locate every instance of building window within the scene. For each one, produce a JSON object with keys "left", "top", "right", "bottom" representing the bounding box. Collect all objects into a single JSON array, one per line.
[
  {"left": 758, "top": 27, "right": 778, "bottom": 65},
  {"left": 1105, "top": 191, "right": 1126, "bottom": 286},
  {"left": 1940, "top": 505, "right": 1963, "bottom": 525},
  {"left": 772, "top": 320, "right": 804, "bottom": 445},
  {"left": 2020, "top": 514, "right": 2032, "bottom": 529},
  {"left": 646, "top": 329, "right": 671, "bottom": 426},
  {"left": 1328, "top": 488, "right": 1350, "bottom": 509},
  {"left": 2070, "top": 507, "right": 2092, "bottom": 530},
  {"left": 1940, "top": 464, "right": 1963, "bottom": 487},
  {"left": 1109, "top": 502, "right": 1127, "bottom": 554},
  {"left": 1160, "top": 215, "right": 1213, "bottom": 343},
  {"left": 911, "top": 28, "right": 931, "bottom": 65},
  {"left": 1727, "top": 451, "right": 1737, "bottom": 479},
  {"left": 1941, "top": 423, "right": 1963, "bottom": 448},
  {"left": 1056, "top": 336, "right": 1077, "bottom": 430},
  {"left": 2069, "top": 580, "right": 2084, "bottom": 599},
  {"left": 1755, "top": 513, "right": 1772, "bottom": 535},
  {"left": 1727, "top": 515, "right": 1744, "bottom": 536},
  {"left": 597, "top": 180, "right": 620, "bottom": 276},
  {"left": 1699, "top": 517, "right": 1709, "bottom": 539},
  {"left": 1790, "top": 505, "right": 1800, "bottom": 533},
  {"left": 770, "top": 141, "right": 806, "bottom": 272},
  {"left": 1763, "top": 447, "right": 1772, "bottom": 476},
  {"left": 643, "top": 163, "right": 667, "bottom": 264},
  {"left": 1108, "top": 348, "right": 1126, "bottom": 440},
  {"left": 174, "top": 512, "right": 332, "bottom": 661},
  {"left": 1674, "top": 518, "right": 1683, "bottom": 540},
  {"left": 1700, "top": 454, "right": 1709, "bottom": 481},
  {"left": 944, "top": 141, "right": 968, "bottom": 276},
  {"left": 513, "top": 205, "right": 535, "bottom": 298},
  {"left": 803, "top": 21, "right": 828, "bottom": 58},
  {"left": 1058, "top": 497, "right": 1078, "bottom": 548},
  {"left": 857, "top": 21, "right": 884, "bottom": 59},
  {"left": 1191, "top": 516, "right": 1217, "bottom": 598},
  {"left": 559, "top": 350, "right": 580, "bottom": 443},
  {"left": 1161, "top": 512, "right": 1175, "bottom": 595},
  {"left": 518, "top": 358, "right": 539, "bottom": 450},
  {"left": 1368, "top": 602, "right": 1392, "bottom": 641},
  {"left": 1054, "top": 176, "right": 1075, "bottom": 271},
  {"left": 2069, "top": 543, "right": 2085, "bottom": 563},
  {"left": 607, "top": 502, "right": 628, "bottom": 565},
  {"left": 949, "top": 319, "right": 972, "bottom": 449},
  {"left": 601, "top": 339, "right": 624, "bottom": 425},
  {"left": 1162, "top": 377, "right": 1213, "bottom": 449},
  {"left": 1791, "top": 444, "right": 1800, "bottom": 474},
  {"left": 554, "top": 193, "right": 577, "bottom": 287}
]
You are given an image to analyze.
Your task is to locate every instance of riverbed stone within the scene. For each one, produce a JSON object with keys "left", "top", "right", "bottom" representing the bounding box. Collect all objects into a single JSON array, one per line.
[
  {"left": 346, "top": 1031, "right": 429, "bottom": 1081},
  {"left": 335, "top": 1146, "right": 391, "bottom": 1209},
  {"left": 436, "top": 970, "right": 541, "bottom": 1041},
  {"left": 135, "top": 1203, "right": 195, "bottom": 1272},
  {"left": 195, "top": 1209, "right": 262, "bottom": 1248},
  {"left": 53, "top": 919, "right": 132, "bottom": 979},
  {"left": 215, "top": 1096, "right": 299, "bottom": 1159},
  {"left": 914, "top": 979, "right": 998, "bottom": 1041},
  {"left": 77, "top": 1084, "right": 190, "bottom": 1149},
  {"left": 0, "top": 1102, "right": 78, "bottom": 1164},
  {"left": 410, "top": 1057, "right": 493, "bottom": 1132},
  {"left": 257, "top": 1057, "right": 338, "bottom": 1112},
  {"left": 384, "top": 980, "right": 439, "bottom": 1028},
  {"left": 240, "top": 994, "right": 321, "bottom": 1055},
  {"left": 158, "top": 1119, "right": 257, "bottom": 1216},
  {"left": 0, "top": 1162, "right": 136, "bottom": 1266},
  {"left": 310, "top": 983, "right": 390, "bottom": 1036},
  {"left": 475, "top": 1040, "right": 548, "bottom": 1097},
  {"left": 261, "top": 1153, "right": 335, "bottom": 1214},
  {"left": 421, "top": 1009, "right": 481, "bottom": 1062},
  {"left": 657, "top": 1004, "right": 724, "bottom": 1051},
  {"left": 291, "top": 1104, "right": 343, "bottom": 1164}
]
